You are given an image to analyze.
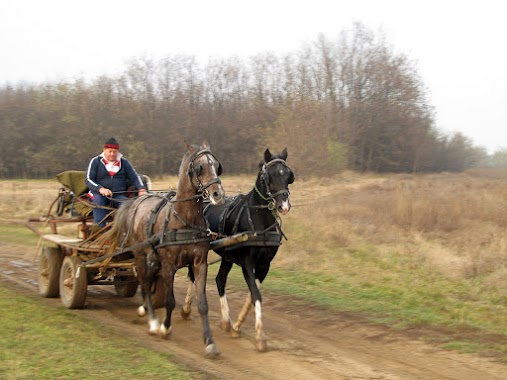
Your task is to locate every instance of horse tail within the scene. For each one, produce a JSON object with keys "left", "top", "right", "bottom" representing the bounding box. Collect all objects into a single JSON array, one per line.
[{"left": 98, "top": 199, "right": 135, "bottom": 254}]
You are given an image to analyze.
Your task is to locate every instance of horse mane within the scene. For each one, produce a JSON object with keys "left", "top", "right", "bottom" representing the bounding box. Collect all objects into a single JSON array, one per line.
[
  {"left": 178, "top": 150, "right": 191, "bottom": 178},
  {"left": 177, "top": 142, "right": 201, "bottom": 181}
]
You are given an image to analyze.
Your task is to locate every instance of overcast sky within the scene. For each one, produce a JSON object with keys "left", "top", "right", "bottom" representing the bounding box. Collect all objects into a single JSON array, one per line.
[{"left": 1, "top": 0, "right": 506, "bottom": 153}]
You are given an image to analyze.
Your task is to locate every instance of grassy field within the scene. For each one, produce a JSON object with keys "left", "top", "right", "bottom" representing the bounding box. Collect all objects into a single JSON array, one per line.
[
  {"left": 0, "top": 285, "right": 212, "bottom": 380},
  {"left": 2, "top": 169, "right": 507, "bottom": 373}
]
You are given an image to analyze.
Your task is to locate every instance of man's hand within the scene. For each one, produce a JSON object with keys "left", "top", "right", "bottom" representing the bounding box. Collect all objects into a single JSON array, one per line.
[
  {"left": 99, "top": 187, "right": 113, "bottom": 197},
  {"left": 138, "top": 188, "right": 148, "bottom": 196}
]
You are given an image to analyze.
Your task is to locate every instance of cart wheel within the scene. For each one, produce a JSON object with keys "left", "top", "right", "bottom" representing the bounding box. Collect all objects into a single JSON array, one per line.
[
  {"left": 114, "top": 277, "right": 138, "bottom": 297},
  {"left": 59, "top": 256, "right": 88, "bottom": 309},
  {"left": 151, "top": 275, "right": 166, "bottom": 309},
  {"left": 38, "top": 247, "right": 64, "bottom": 298}
]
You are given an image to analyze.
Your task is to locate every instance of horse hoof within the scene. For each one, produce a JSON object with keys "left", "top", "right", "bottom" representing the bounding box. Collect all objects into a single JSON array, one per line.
[
  {"left": 180, "top": 308, "right": 191, "bottom": 320},
  {"left": 159, "top": 324, "right": 172, "bottom": 339},
  {"left": 220, "top": 320, "right": 231, "bottom": 332},
  {"left": 231, "top": 327, "right": 241, "bottom": 339},
  {"left": 256, "top": 339, "right": 268, "bottom": 352},
  {"left": 205, "top": 344, "right": 221, "bottom": 357},
  {"left": 137, "top": 305, "right": 146, "bottom": 317},
  {"left": 148, "top": 319, "right": 160, "bottom": 335}
]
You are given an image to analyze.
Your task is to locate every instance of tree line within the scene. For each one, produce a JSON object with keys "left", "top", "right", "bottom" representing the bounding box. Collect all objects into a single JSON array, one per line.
[{"left": 0, "top": 23, "right": 489, "bottom": 179}]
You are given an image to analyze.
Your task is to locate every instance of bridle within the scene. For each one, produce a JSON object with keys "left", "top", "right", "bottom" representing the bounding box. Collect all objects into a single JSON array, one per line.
[
  {"left": 254, "top": 158, "right": 291, "bottom": 210},
  {"left": 187, "top": 148, "right": 223, "bottom": 199}
]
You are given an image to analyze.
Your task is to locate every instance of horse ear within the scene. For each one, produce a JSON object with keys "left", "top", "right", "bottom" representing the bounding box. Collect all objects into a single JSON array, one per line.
[
  {"left": 264, "top": 149, "right": 272, "bottom": 162},
  {"left": 288, "top": 170, "right": 295, "bottom": 184},
  {"left": 280, "top": 148, "right": 288, "bottom": 161},
  {"left": 185, "top": 140, "right": 196, "bottom": 153},
  {"left": 202, "top": 139, "right": 210, "bottom": 149}
]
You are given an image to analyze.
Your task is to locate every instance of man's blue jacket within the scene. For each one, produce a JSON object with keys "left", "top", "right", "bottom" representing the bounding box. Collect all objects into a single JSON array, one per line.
[{"left": 85, "top": 153, "right": 145, "bottom": 195}]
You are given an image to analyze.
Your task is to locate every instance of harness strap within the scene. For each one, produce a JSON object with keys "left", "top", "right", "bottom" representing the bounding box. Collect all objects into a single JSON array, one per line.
[
  {"left": 154, "top": 229, "right": 210, "bottom": 250},
  {"left": 172, "top": 209, "right": 208, "bottom": 232},
  {"left": 218, "top": 207, "right": 228, "bottom": 235},
  {"left": 232, "top": 204, "right": 246, "bottom": 234},
  {"left": 146, "top": 192, "right": 175, "bottom": 237}
]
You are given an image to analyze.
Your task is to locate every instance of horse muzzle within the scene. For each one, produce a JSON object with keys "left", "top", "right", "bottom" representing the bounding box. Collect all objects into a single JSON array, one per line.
[
  {"left": 277, "top": 198, "right": 291, "bottom": 215},
  {"left": 208, "top": 183, "right": 226, "bottom": 205}
]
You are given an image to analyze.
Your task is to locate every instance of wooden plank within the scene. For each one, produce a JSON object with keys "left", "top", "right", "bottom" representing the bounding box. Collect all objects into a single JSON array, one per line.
[{"left": 42, "top": 234, "right": 82, "bottom": 245}]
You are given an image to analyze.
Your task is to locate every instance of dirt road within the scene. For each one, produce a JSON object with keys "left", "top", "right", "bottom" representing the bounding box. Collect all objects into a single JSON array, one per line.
[{"left": 2, "top": 241, "right": 506, "bottom": 380}]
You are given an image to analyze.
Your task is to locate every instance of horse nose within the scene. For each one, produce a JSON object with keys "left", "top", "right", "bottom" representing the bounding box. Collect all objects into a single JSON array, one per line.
[
  {"left": 210, "top": 186, "right": 226, "bottom": 205},
  {"left": 278, "top": 199, "right": 291, "bottom": 215}
]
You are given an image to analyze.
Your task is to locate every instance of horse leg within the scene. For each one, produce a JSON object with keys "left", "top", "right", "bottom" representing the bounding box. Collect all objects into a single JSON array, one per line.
[
  {"left": 215, "top": 259, "right": 233, "bottom": 332},
  {"left": 250, "top": 265, "right": 272, "bottom": 352},
  {"left": 159, "top": 267, "right": 176, "bottom": 339},
  {"left": 181, "top": 266, "right": 195, "bottom": 320},
  {"left": 138, "top": 251, "right": 161, "bottom": 312},
  {"left": 193, "top": 260, "right": 220, "bottom": 357},
  {"left": 230, "top": 259, "right": 258, "bottom": 339},
  {"left": 135, "top": 252, "right": 160, "bottom": 335},
  {"left": 231, "top": 292, "right": 252, "bottom": 338},
  {"left": 239, "top": 259, "right": 268, "bottom": 352}
]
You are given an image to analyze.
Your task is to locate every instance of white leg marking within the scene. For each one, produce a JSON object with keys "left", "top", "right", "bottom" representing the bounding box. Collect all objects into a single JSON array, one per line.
[
  {"left": 137, "top": 305, "right": 146, "bottom": 317},
  {"left": 220, "top": 295, "right": 231, "bottom": 323},
  {"left": 159, "top": 324, "right": 172, "bottom": 338},
  {"left": 254, "top": 298, "right": 267, "bottom": 351},
  {"left": 254, "top": 300, "right": 263, "bottom": 332},
  {"left": 149, "top": 318, "right": 160, "bottom": 334}
]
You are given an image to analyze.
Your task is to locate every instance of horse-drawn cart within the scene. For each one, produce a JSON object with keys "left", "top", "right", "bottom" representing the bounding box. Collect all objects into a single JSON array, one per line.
[
  {"left": 24, "top": 170, "right": 154, "bottom": 309},
  {"left": 26, "top": 206, "right": 140, "bottom": 309}
]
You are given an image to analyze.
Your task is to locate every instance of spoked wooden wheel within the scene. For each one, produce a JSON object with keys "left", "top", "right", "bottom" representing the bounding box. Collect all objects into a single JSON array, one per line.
[
  {"left": 59, "top": 256, "right": 88, "bottom": 309},
  {"left": 38, "top": 247, "right": 64, "bottom": 298}
]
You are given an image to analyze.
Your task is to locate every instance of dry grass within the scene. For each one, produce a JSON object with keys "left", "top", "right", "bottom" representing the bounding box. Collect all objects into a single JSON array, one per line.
[
  {"left": 272, "top": 169, "right": 507, "bottom": 289},
  {"left": 0, "top": 180, "right": 61, "bottom": 221}
]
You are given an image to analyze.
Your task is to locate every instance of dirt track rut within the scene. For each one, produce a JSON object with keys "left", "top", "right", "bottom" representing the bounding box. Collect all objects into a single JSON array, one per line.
[{"left": 1, "top": 242, "right": 506, "bottom": 380}]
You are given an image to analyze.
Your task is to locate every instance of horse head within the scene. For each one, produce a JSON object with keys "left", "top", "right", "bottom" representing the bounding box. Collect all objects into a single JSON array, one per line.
[
  {"left": 183, "top": 140, "right": 225, "bottom": 205},
  {"left": 259, "top": 148, "right": 294, "bottom": 215}
]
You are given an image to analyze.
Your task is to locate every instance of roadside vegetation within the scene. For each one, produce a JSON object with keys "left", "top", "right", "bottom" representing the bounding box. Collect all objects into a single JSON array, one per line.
[
  {"left": 0, "top": 284, "right": 211, "bottom": 380},
  {"left": 1, "top": 169, "right": 507, "bottom": 371}
]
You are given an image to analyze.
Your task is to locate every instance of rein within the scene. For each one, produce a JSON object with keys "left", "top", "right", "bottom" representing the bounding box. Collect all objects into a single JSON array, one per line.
[{"left": 253, "top": 183, "right": 276, "bottom": 211}]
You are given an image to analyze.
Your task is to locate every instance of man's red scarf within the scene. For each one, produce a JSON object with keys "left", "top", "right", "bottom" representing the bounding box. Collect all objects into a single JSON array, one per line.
[{"left": 102, "top": 158, "right": 121, "bottom": 176}]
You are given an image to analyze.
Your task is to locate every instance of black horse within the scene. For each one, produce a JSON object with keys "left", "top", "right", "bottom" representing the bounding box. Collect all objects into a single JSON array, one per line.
[{"left": 182, "top": 148, "right": 294, "bottom": 351}]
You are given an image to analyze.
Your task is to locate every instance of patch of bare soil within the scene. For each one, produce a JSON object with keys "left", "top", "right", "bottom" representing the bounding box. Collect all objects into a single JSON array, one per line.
[{"left": 1, "top": 241, "right": 506, "bottom": 380}]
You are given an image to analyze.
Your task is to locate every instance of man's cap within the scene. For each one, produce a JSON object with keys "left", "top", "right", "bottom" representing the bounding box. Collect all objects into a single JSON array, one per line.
[{"left": 104, "top": 137, "right": 119, "bottom": 150}]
